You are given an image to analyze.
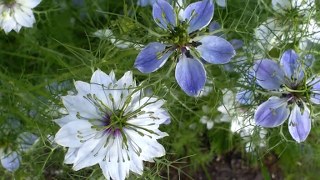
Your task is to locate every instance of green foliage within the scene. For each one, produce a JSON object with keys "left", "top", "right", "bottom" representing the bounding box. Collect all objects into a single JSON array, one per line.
[{"left": 1, "top": 0, "right": 320, "bottom": 179}]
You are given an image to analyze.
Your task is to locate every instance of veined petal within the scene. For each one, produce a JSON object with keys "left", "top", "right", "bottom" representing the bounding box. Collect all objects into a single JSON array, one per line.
[
  {"left": 54, "top": 120, "right": 95, "bottom": 148},
  {"left": 280, "top": 49, "right": 304, "bottom": 82},
  {"left": 64, "top": 148, "right": 79, "bottom": 164},
  {"left": 175, "top": 54, "right": 206, "bottom": 96},
  {"left": 236, "top": 90, "right": 253, "bottom": 105},
  {"left": 288, "top": 103, "right": 311, "bottom": 143},
  {"left": 181, "top": 0, "right": 214, "bottom": 33},
  {"left": 254, "top": 97, "right": 290, "bottom": 127},
  {"left": 62, "top": 95, "right": 101, "bottom": 119},
  {"left": 254, "top": 59, "right": 285, "bottom": 90},
  {"left": 134, "top": 42, "right": 173, "bottom": 73},
  {"left": 196, "top": 36, "right": 235, "bottom": 64},
  {"left": 72, "top": 138, "right": 105, "bottom": 171},
  {"left": 13, "top": 7, "right": 34, "bottom": 27},
  {"left": 152, "top": 0, "right": 177, "bottom": 30}
]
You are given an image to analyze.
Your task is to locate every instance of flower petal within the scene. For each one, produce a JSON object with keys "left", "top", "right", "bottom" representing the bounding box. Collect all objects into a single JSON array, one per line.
[
  {"left": 1, "top": 151, "right": 20, "bottom": 172},
  {"left": 236, "top": 90, "right": 253, "bottom": 105},
  {"left": 134, "top": 42, "right": 173, "bottom": 73},
  {"left": 196, "top": 36, "right": 235, "bottom": 64},
  {"left": 17, "top": 132, "right": 39, "bottom": 152},
  {"left": 272, "top": 0, "right": 291, "bottom": 13},
  {"left": 175, "top": 54, "right": 206, "bottom": 96},
  {"left": 288, "top": 103, "right": 311, "bottom": 143},
  {"left": 253, "top": 59, "right": 285, "bottom": 90},
  {"left": 216, "top": 0, "right": 226, "bottom": 7},
  {"left": 152, "top": 0, "right": 177, "bottom": 30},
  {"left": 16, "top": 0, "right": 41, "bottom": 8},
  {"left": 90, "top": 69, "right": 114, "bottom": 86},
  {"left": 280, "top": 49, "right": 304, "bottom": 82},
  {"left": 254, "top": 97, "right": 290, "bottom": 127},
  {"left": 307, "top": 77, "right": 320, "bottom": 104},
  {"left": 54, "top": 120, "right": 95, "bottom": 148},
  {"left": 181, "top": 0, "right": 214, "bottom": 33}
]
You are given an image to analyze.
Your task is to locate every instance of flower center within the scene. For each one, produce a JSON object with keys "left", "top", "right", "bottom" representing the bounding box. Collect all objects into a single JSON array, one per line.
[
  {"left": 102, "top": 109, "right": 127, "bottom": 136},
  {"left": 166, "top": 22, "right": 190, "bottom": 47}
]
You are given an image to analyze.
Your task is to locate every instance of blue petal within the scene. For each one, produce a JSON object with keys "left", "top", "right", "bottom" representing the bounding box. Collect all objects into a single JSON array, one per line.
[
  {"left": 175, "top": 54, "right": 206, "bottom": 96},
  {"left": 230, "top": 39, "right": 244, "bottom": 50},
  {"left": 152, "top": 0, "right": 177, "bottom": 30},
  {"left": 308, "top": 77, "right": 320, "bottom": 104},
  {"left": 196, "top": 36, "right": 235, "bottom": 64},
  {"left": 288, "top": 103, "right": 311, "bottom": 143},
  {"left": 208, "top": 21, "right": 224, "bottom": 37},
  {"left": 181, "top": 0, "right": 214, "bottom": 33},
  {"left": 280, "top": 49, "right": 304, "bottom": 83},
  {"left": 137, "top": 0, "right": 155, "bottom": 6},
  {"left": 254, "top": 59, "right": 285, "bottom": 90},
  {"left": 303, "top": 54, "right": 315, "bottom": 67},
  {"left": 134, "top": 42, "right": 173, "bottom": 73},
  {"left": 254, "top": 97, "right": 290, "bottom": 127},
  {"left": 236, "top": 90, "right": 253, "bottom": 105},
  {"left": 1, "top": 151, "right": 20, "bottom": 172}
]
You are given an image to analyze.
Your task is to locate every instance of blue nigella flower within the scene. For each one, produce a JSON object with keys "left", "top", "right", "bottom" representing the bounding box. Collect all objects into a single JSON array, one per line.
[
  {"left": 134, "top": 0, "right": 236, "bottom": 96},
  {"left": 253, "top": 49, "right": 319, "bottom": 143}
]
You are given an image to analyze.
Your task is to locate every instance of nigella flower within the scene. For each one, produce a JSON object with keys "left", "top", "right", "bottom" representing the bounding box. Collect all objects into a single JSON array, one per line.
[
  {"left": 255, "top": 0, "right": 319, "bottom": 51},
  {"left": 253, "top": 49, "right": 320, "bottom": 142},
  {"left": 0, "top": 0, "right": 41, "bottom": 34},
  {"left": 0, "top": 132, "right": 38, "bottom": 172},
  {"left": 54, "top": 70, "right": 170, "bottom": 180},
  {"left": 134, "top": 0, "right": 235, "bottom": 96},
  {"left": 215, "top": 89, "right": 267, "bottom": 152}
]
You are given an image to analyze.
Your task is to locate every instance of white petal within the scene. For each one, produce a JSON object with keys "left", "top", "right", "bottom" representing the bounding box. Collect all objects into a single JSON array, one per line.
[
  {"left": 54, "top": 120, "right": 95, "bottom": 148},
  {"left": 16, "top": 0, "right": 41, "bottom": 8}
]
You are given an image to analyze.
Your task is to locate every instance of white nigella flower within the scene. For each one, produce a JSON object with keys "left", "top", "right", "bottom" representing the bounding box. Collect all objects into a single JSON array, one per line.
[
  {"left": 255, "top": 0, "right": 319, "bottom": 51},
  {"left": 54, "top": 69, "right": 170, "bottom": 180},
  {"left": 0, "top": 132, "right": 38, "bottom": 172},
  {"left": 93, "top": 29, "right": 143, "bottom": 50},
  {"left": 215, "top": 89, "right": 266, "bottom": 152},
  {"left": 0, "top": 0, "right": 41, "bottom": 34}
]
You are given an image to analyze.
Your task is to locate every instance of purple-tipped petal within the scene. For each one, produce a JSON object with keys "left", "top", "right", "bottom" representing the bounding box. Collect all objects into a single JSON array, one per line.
[
  {"left": 181, "top": 0, "right": 214, "bottom": 33},
  {"left": 288, "top": 104, "right": 311, "bottom": 143},
  {"left": 175, "top": 54, "right": 206, "bottom": 96},
  {"left": 308, "top": 77, "right": 320, "bottom": 104},
  {"left": 152, "top": 0, "right": 177, "bottom": 30},
  {"left": 134, "top": 42, "right": 173, "bottom": 73},
  {"left": 254, "top": 97, "right": 290, "bottom": 127},
  {"left": 254, "top": 59, "right": 285, "bottom": 90},
  {"left": 196, "top": 36, "right": 235, "bottom": 64},
  {"left": 280, "top": 49, "right": 304, "bottom": 82}
]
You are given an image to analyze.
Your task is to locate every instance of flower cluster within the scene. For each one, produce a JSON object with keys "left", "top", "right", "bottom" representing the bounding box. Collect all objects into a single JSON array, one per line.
[{"left": 3, "top": 0, "right": 320, "bottom": 179}]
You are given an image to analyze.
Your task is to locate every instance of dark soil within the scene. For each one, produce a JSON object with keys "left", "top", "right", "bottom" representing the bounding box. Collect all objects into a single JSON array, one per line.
[{"left": 166, "top": 152, "right": 283, "bottom": 180}]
